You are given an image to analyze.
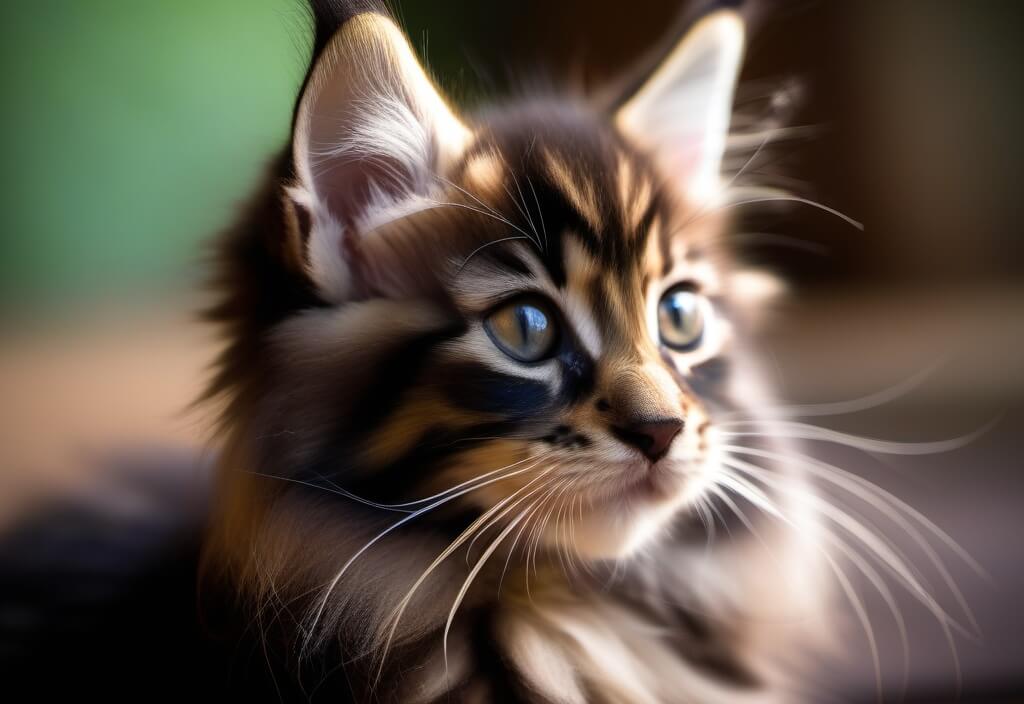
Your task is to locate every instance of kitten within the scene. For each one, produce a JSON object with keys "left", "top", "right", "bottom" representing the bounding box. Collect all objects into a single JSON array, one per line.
[{"left": 203, "top": 2, "right": 827, "bottom": 701}]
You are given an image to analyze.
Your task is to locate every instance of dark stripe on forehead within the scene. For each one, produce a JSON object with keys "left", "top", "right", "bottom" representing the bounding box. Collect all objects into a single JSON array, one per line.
[
  {"left": 473, "top": 103, "right": 677, "bottom": 287},
  {"left": 526, "top": 173, "right": 601, "bottom": 287}
]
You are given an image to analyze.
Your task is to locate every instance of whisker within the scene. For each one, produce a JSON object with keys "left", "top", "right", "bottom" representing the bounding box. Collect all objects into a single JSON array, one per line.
[
  {"left": 524, "top": 174, "right": 548, "bottom": 250},
  {"left": 822, "top": 547, "right": 885, "bottom": 702},
  {"left": 707, "top": 483, "right": 754, "bottom": 539},
  {"left": 715, "top": 468, "right": 888, "bottom": 700},
  {"left": 498, "top": 492, "right": 551, "bottom": 596},
  {"left": 724, "top": 456, "right": 972, "bottom": 633},
  {"left": 441, "top": 496, "right": 540, "bottom": 673},
  {"left": 507, "top": 168, "right": 542, "bottom": 248},
  {"left": 523, "top": 480, "right": 566, "bottom": 601},
  {"left": 811, "top": 499, "right": 913, "bottom": 697},
  {"left": 456, "top": 235, "right": 535, "bottom": 274},
  {"left": 550, "top": 479, "right": 576, "bottom": 578},
  {"left": 722, "top": 456, "right": 968, "bottom": 689},
  {"left": 722, "top": 443, "right": 985, "bottom": 665},
  {"left": 302, "top": 452, "right": 552, "bottom": 652},
  {"left": 386, "top": 452, "right": 550, "bottom": 509},
  {"left": 425, "top": 198, "right": 538, "bottom": 245},
  {"left": 719, "top": 361, "right": 946, "bottom": 421},
  {"left": 373, "top": 465, "right": 558, "bottom": 680},
  {"left": 723, "top": 444, "right": 989, "bottom": 585},
  {"left": 718, "top": 419, "right": 995, "bottom": 456},
  {"left": 702, "top": 492, "right": 733, "bottom": 542},
  {"left": 435, "top": 175, "right": 514, "bottom": 224},
  {"left": 239, "top": 469, "right": 413, "bottom": 513},
  {"left": 526, "top": 481, "right": 565, "bottom": 593},
  {"left": 717, "top": 191, "right": 864, "bottom": 231}
]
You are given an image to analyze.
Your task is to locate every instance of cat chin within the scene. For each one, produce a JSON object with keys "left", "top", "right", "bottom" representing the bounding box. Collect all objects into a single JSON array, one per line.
[{"left": 545, "top": 461, "right": 712, "bottom": 560}]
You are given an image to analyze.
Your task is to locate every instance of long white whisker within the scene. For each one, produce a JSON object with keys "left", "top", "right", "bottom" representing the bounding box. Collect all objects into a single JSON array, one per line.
[
  {"left": 527, "top": 481, "right": 565, "bottom": 591},
  {"left": 457, "top": 236, "right": 536, "bottom": 273},
  {"left": 426, "top": 199, "right": 537, "bottom": 245},
  {"left": 373, "top": 465, "right": 558, "bottom": 680},
  {"left": 441, "top": 500, "right": 536, "bottom": 673},
  {"left": 386, "top": 452, "right": 550, "bottom": 509},
  {"left": 435, "top": 175, "right": 512, "bottom": 223},
  {"left": 550, "top": 479, "right": 576, "bottom": 577},
  {"left": 707, "top": 484, "right": 753, "bottom": 537},
  {"left": 302, "top": 453, "right": 551, "bottom": 650},
  {"left": 715, "top": 472, "right": 784, "bottom": 520},
  {"left": 466, "top": 466, "right": 559, "bottom": 561},
  {"left": 821, "top": 549, "right": 884, "bottom": 702},
  {"left": 715, "top": 469, "right": 887, "bottom": 700},
  {"left": 525, "top": 174, "right": 548, "bottom": 250},
  {"left": 715, "top": 193, "right": 864, "bottom": 230},
  {"left": 719, "top": 362, "right": 946, "bottom": 421},
  {"left": 718, "top": 420, "right": 995, "bottom": 456},
  {"left": 523, "top": 480, "right": 568, "bottom": 601},
  {"left": 507, "top": 168, "right": 542, "bottom": 247},
  {"left": 724, "top": 443, "right": 990, "bottom": 606},
  {"left": 498, "top": 493, "right": 551, "bottom": 596},
  {"left": 241, "top": 469, "right": 413, "bottom": 513},
  {"left": 702, "top": 487, "right": 735, "bottom": 541},
  {"left": 723, "top": 455, "right": 969, "bottom": 685}
]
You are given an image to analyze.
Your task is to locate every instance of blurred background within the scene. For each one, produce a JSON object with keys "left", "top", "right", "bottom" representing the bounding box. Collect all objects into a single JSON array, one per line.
[{"left": 0, "top": 1, "right": 1021, "bottom": 701}]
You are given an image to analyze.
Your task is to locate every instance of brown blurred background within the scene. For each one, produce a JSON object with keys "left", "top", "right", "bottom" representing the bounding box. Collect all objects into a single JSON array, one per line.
[{"left": 1, "top": 1, "right": 1021, "bottom": 701}]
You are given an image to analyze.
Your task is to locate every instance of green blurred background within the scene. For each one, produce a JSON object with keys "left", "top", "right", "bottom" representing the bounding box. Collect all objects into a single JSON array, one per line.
[{"left": 0, "top": 1, "right": 307, "bottom": 315}]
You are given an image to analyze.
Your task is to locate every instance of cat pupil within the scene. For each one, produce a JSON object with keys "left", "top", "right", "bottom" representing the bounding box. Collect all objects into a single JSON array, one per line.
[{"left": 518, "top": 305, "right": 546, "bottom": 346}]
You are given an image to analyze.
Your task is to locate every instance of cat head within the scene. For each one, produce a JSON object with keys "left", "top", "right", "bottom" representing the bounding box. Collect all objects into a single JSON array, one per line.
[{"left": 212, "top": 9, "right": 778, "bottom": 577}]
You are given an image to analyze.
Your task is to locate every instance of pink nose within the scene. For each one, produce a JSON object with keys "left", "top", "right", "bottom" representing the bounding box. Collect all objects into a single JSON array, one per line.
[{"left": 611, "top": 417, "right": 684, "bottom": 462}]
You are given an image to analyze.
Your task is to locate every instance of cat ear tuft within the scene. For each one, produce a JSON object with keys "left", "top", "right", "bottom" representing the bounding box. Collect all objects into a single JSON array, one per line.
[
  {"left": 616, "top": 11, "right": 745, "bottom": 204},
  {"left": 288, "top": 13, "right": 470, "bottom": 301}
]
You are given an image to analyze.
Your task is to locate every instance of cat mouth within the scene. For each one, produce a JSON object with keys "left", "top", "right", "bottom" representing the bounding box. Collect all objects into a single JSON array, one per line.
[{"left": 594, "top": 458, "right": 691, "bottom": 506}]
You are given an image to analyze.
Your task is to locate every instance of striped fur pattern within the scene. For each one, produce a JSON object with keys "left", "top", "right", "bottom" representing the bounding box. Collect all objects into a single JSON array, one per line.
[{"left": 204, "top": 5, "right": 824, "bottom": 702}]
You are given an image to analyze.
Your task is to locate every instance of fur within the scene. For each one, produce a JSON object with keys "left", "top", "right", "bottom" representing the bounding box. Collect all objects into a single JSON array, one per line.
[{"left": 203, "top": 3, "right": 828, "bottom": 702}]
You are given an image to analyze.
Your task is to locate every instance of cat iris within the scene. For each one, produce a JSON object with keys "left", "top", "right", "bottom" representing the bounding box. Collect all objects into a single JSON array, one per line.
[
  {"left": 484, "top": 297, "right": 557, "bottom": 362},
  {"left": 658, "top": 285, "right": 705, "bottom": 351}
]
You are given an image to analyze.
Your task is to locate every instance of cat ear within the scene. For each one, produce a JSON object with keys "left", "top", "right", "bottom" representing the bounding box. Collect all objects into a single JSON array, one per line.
[
  {"left": 287, "top": 13, "right": 470, "bottom": 301},
  {"left": 615, "top": 11, "right": 745, "bottom": 203}
]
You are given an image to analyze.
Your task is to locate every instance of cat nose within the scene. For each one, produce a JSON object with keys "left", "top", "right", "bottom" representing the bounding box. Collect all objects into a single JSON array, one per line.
[{"left": 611, "top": 417, "right": 684, "bottom": 463}]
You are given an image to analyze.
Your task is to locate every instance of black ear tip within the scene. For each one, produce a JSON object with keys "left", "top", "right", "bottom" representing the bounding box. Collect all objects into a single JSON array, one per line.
[{"left": 307, "top": 0, "right": 391, "bottom": 55}]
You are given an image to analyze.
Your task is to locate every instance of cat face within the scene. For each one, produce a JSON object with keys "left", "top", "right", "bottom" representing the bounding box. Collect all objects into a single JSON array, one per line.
[
  {"left": 389, "top": 122, "right": 732, "bottom": 559},
  {"left": 218, "top": 11, "right": 770, "bottom": 568}
]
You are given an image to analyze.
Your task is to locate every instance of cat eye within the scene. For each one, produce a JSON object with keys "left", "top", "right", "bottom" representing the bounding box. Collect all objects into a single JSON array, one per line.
[
  {"left": 657, "top": 285, "right": 706, "bottom": 351},
  {"left": 484, "top": 298, "right": 558, "bottom": 363}
]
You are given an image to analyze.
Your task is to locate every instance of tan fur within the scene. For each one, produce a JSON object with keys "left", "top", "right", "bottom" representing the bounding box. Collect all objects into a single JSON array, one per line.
[
  {"left": 542, "top": 149, "right": 604, "bottom": 232},
  {"left": 362, "top": 392, "right": 482, "bottom": 467}
]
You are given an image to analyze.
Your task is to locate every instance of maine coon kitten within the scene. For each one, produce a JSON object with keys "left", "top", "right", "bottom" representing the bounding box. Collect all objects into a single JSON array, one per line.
[{"left": 204, "top": 3, "right": 829, "bottom": 701}]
